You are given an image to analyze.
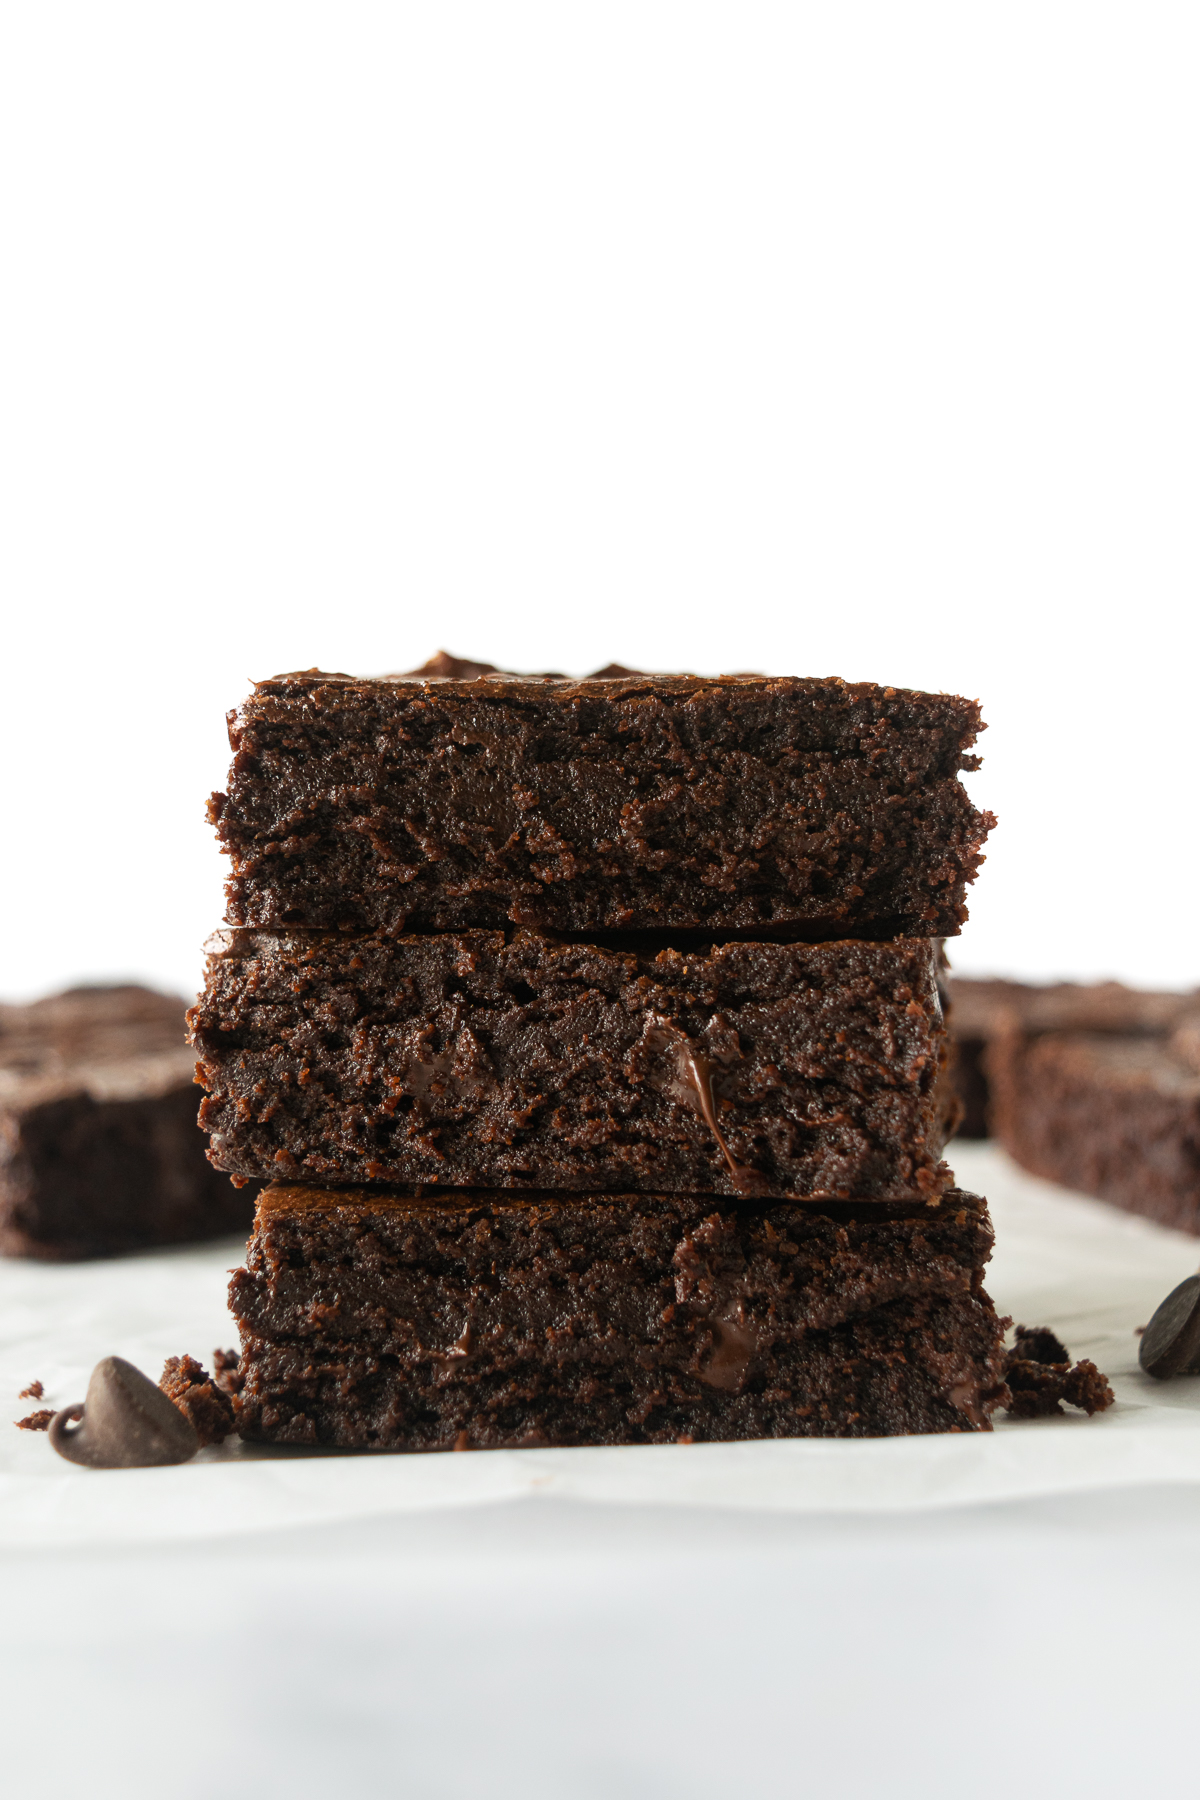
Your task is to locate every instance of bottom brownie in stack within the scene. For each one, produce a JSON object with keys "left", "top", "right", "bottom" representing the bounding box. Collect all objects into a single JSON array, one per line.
[{"left": 229, "top": 1184, "right": 1009, "bottom": 1447}]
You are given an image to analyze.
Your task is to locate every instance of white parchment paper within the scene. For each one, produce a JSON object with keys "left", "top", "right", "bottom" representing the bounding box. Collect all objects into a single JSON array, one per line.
[{"left": 4, "top": 1142, "right": 1199, "bottom": 1547}]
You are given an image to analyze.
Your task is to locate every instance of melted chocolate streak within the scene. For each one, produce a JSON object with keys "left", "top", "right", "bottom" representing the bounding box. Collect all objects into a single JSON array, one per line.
[
  {"left": 645, "top": 1021, "right": 767, "bottom": 1197},
  {"left": 391, "top": 1016, "right": 767, "bottom": 1194}
]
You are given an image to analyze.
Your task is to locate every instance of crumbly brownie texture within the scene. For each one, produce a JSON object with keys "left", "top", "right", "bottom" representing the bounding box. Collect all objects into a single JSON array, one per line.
[
  {"left": 0, "top": 985, "right": 254, "bottom": 1260},
  {"left": 229, "top": 1183, "right": 1008, "bottom": 1448},
  {"left": 191, "top": 930, "right": 954, "bottom": 1202},
  {"left": 947, "top": 976, "right": 1195, "bottom": 1139},
  {"left": 211, "top": 1347, "right": 244, "bottom": 1396},
  {"left": 158, "top": 1355, "right": 236, "bottom": 1447},
  {"left": 1001, "top": 1324, "right": 1114, "bottom": 1419},
  {"left": 210, "top": 669, "right": 992, "bottom": 940},
  {"left": 14, "top": 1409, "right": 54, "bottom": 1432},
  {"left": 987, "top": 1030, "right": 1200, "bottom": 1233}
]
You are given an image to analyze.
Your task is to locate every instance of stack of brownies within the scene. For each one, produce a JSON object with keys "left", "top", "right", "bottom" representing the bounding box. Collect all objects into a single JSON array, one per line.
[{"left": 189, "top": 658, "right": 1007, "bottom": 1447}]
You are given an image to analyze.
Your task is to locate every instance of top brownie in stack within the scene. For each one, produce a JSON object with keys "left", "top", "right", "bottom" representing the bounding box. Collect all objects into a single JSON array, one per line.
[{"left": 209, "top": 669, "right": 993, "bottom": 940}]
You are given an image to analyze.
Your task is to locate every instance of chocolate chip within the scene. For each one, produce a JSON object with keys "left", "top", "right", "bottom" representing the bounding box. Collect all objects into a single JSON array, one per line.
[
  {"left": 1138, "top": 1275, "right": 1200, "bottom": 1380},
  {"left": 47, "top": 1356, "right": 200, "bottom": 1467}
]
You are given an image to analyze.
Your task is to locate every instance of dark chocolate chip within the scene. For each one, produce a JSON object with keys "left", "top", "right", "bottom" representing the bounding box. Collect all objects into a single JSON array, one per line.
[
  {"left": 1138, "top": 1275, "right": 1200, "bottom": 1380},
  {"left": 47, "top": 1356, "right": 200, "bottom": 1468}
]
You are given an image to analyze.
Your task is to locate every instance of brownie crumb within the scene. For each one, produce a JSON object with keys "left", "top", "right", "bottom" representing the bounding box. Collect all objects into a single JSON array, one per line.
[
  {"left": 18, "top": 1380, "right": 44, "bottom": 1401},
  {"left": 1010, "top": 1324, "right": 1069, "bottom": 1366},
  {"left": 1061, "top": 1360, "right": 1116, "bottom": 1414},
  {"left": 211, "top": 1348, "right": 243, "bottom": 1397},
  {"left": 1002, "top": 1324, "right": 1115, "bottom": 1420},
  {"left": 159, "top": 1355, "right": 235, "bottom": 1447},
  {"left": 15, "top": 1409, "right": 54, "bottom": 1432}
]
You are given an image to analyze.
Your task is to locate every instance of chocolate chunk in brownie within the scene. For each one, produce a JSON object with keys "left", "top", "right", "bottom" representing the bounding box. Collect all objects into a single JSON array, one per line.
[
  {"left": 158, "top": 1355, "right": 236, "bottom": 1447},
  {"left": 191, "top": 929, "right": 955, "bottom": 1202},
  {"left": 987, "top": 1029, "right": 1200, "bottom": 1233},
  {"left": 0, "top": 985, "right": 255, "bottom": 1260},
  {"left": 209, "top": 669, "right": 992, "bottom": 940},
  {"left": 228, "top": 1181, "right": 1008, "bottom": 1449},
  {"left": 945, "top": 975, "right": 1194, "bottom": 1139}
]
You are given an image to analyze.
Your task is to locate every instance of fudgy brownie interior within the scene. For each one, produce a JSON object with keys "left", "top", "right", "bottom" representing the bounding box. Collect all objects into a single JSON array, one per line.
[
  {"left": 211, "top": 669, "right": 993, "bottom": 939},
  {"left": 192, "top": 929, "right": 956, "bottom": 1201},
  {"left": 231, "top": 1182, "right": 1008, "bottom": 1447}
]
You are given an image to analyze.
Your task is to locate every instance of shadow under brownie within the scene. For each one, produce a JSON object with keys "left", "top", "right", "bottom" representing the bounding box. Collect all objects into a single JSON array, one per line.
[
  {"left": 230, "top": 1182, "right": 1008, "bottom": 1448},
  {"left": 192, "top": 929, "right": 957, "bottom": 1201}
]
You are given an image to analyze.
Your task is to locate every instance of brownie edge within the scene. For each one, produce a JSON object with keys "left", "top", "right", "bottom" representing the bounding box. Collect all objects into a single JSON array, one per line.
[
  {"left": 212, "top": 670, "right": 993, "bottom": 940},
  {"left": 229, "top": 1184, "right": 1008, "bottom": 1447},
  {"left": 192, "top": 929, "right": 955, "bottom": 1201},
  {"left": 987, "top": 1029, "right": 1200, "bottom": 1233},
  {"left": 0, "top": 984, "right": 253, "bottom": 1259}
]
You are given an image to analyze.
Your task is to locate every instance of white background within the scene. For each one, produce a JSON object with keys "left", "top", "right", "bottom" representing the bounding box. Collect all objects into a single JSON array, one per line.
[
  {"left": 2, "top": 16, "right": 1200, "bottom": 1795},
  {"left": 2, "top": 4, "right": 1198, "bottom": 1003}
]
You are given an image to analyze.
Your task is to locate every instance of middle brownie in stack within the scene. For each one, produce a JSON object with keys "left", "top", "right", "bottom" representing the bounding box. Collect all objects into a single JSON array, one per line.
[{"left": 192, "top": 662, "right": 1007, "bottom": 1445}]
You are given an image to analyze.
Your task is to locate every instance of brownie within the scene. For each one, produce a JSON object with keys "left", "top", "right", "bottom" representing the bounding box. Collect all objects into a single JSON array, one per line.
[
  {"left": 0, "top": 985, "right": 254, "bottom": 1259},
  {"left": 190, "top": 929, "right": 955, "bottom": 1202},
  {"left": 987, "top": 1028, "right": 1200, "bottom": 1232},
  {"left": 947, "top": 975, "right": 1194, "bottom": 1138},
  {"left": 229, "top": 1182, "right": 1008, "bottom": 1447},
  {"left": 209, "top": 669, "right": 993, "bottom": 940},
  {"left": 158, "top": 1355, "right": 235, "bottom": 1446},
  {"left": 1000, "top": 1325, "right": 1114, "bottom": 1419}
]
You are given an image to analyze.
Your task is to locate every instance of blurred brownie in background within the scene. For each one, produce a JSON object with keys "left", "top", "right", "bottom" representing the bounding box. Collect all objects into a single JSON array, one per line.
[
  {"left": 986, "top": 1019, "right": 1200, "bottom": 1234},
  {"left": 945, "top": 975, "right": 1193, "bottom": 1138},
  {"left": 0, "top": 985, "right": 253, "bottom": 1260}
]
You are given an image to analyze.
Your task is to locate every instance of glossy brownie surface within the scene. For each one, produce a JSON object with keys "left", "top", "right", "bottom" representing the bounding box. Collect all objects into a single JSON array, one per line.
[
  {"left": 191, "top": 929, "right": 954, "bottom": 1201},
  {"left": 230, "top": 1182, "right": 1007, "bottom": 1447},
  {"left": 210, "top": 669, "right": 993, "bottom": 939}
]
